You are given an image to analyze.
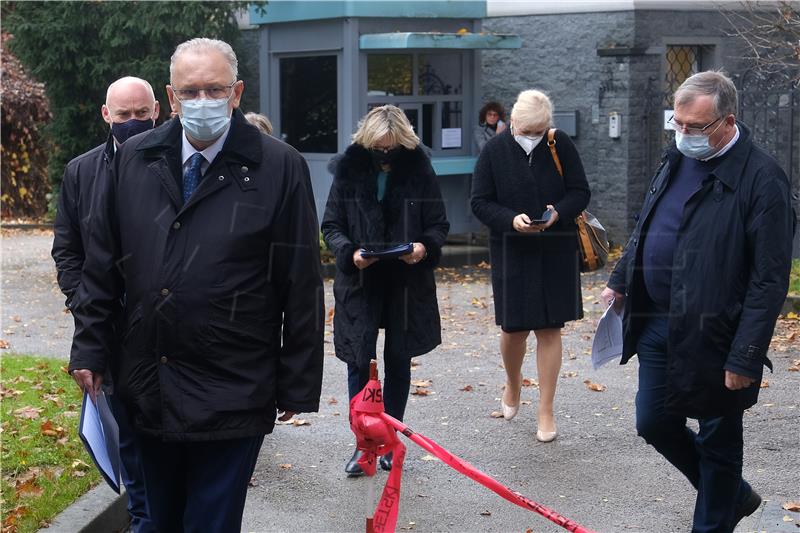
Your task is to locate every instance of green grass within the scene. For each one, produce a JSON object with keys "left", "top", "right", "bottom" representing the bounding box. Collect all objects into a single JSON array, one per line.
[
  {"left": 1, "top": 354, "right": 100, "bottom": 532},
  {"left": 790, "top": 258, "right": 800, "bottom": 295}
]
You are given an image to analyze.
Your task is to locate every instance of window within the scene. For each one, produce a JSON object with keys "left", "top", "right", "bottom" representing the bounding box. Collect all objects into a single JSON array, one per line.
[
  {"left": 366, "top": 52, "right": 468, "bottom": 154},
  {"left": 280, "top": 56, "right": 338, "bottom": 153}
]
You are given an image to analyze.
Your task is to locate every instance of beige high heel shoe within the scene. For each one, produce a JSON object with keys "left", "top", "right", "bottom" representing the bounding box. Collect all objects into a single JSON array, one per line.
[
  {"left": 535, "top": 427, "right": 558, "bottom": 442},
  {"left": 501, "top": 380, "right": 522, "bottom": 420}
]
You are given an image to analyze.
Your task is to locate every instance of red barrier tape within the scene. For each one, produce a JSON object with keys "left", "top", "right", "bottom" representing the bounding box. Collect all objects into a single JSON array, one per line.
[{"left": 350, "top": 374, "right": 596, "bottom": 533}]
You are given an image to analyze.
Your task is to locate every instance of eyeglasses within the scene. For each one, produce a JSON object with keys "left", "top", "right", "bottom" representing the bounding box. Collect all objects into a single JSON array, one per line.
[
  {"left": 172, "top": 82, "right": 237, "bottom": 101},
  {"left": 667, "top": 115, "right": 723, "bottom": 136}
]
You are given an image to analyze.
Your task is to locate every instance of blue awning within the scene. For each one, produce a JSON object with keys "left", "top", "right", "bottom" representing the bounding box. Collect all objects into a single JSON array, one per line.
[{"left": 360, "top": 32, "right": 521, "bottom": 50}]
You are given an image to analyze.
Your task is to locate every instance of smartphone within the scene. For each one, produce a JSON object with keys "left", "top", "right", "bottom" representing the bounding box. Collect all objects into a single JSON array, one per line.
[{"left": 529, "top": 209, "right": 552, "bottom": 225}]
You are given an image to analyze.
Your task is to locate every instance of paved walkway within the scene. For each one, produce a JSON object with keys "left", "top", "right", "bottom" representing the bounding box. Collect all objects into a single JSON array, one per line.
[{"left": 3, "top": 230, "right": 798, "bottom": 532}]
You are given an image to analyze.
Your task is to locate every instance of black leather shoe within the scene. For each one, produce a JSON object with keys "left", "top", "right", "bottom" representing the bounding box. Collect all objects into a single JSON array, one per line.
[
  {"left": 379, "top": 452, "right": 393, "bottom": 471},
  {"left": 345, "top": 449, "right": 364, "bottom": 477},
  {"left": 734, "top": 488, "right": 762, "bottom": 525}
]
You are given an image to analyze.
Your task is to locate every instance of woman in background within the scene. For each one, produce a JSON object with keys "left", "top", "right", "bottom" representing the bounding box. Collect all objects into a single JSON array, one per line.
[{"left": 473, "top": 100, "right": 506, "bottom": 152}]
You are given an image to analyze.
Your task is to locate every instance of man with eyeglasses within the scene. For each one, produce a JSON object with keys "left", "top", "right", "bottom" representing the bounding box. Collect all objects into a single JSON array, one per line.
[
  {"left": 54, "top": 76, "right": 157, "bottom": 533},
  {"left": 68, "top": 38, "right": 324, "bottom": 531},
  {"left": 601, "top": 70, "right": 795, "bottom": 532}
]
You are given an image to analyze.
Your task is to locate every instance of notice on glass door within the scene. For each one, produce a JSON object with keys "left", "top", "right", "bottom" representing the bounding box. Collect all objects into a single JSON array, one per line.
[{"left": 441, "top": 128, "right": 462, "bottom": 149}]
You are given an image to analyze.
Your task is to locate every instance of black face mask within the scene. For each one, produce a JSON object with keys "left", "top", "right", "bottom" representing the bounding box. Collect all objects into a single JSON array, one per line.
[
  {"left": 371, "top": 147, "right": 401, "bottom": 166},
  {"left": 111, "top": 118, "right": 155, "bottom": 144}
]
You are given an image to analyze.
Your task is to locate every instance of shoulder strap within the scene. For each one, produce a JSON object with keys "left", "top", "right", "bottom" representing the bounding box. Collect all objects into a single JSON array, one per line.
[{"left": 547, "top": 128, "right": 563, "bottom": 177}]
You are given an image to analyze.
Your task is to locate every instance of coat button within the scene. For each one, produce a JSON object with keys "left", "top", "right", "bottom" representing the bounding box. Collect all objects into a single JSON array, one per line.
[
  {"left": 650, "top": 186, "right": 657, "bottom": 194},
  {"left": 241, "top": 166, "right": 249, "bottom": 172},
  {"left": 160, "top": 288, "right": 170, "bottom": 296},
  {"left": 243, "top": 176, "right": 250, "bottom": 182},
  {"left": 160, "top": 356, "right": 168, "bottom": 364},
  {"left": 172, "top": 221, "right": 181, "bottom": 230},
  {"left": 218, "top": 175, "right": 225, "bottom": 181}
]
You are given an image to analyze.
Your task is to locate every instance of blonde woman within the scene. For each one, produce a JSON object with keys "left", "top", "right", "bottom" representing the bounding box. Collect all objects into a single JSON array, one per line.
[
  {"left": 322, "top": 105, "right": 449, "bottom": 475},
  {"left": 470, "top": 90, "right": 590, "bottom": 442}
]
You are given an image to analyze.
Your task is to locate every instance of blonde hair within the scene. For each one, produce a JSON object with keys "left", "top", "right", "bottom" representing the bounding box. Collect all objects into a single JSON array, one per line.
[
  {"left": 351, "top": 105, "right": 419, "bottom": 150},
  {"left": 244, "top": 112, "right": 273, "bottom": 135},
  {"left": 510, "top": 89, "right": 553, "bottom": 131}
]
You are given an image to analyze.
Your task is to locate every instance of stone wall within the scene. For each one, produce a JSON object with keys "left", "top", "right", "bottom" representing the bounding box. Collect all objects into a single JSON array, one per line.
[{"left": 482, "top": 10, "right": 756, "bottom": 244}]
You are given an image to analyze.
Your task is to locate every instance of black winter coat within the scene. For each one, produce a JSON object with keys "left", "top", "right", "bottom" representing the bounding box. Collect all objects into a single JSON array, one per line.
[
  {"left": 321, "top": 144, "right": 449, "bottom": 367},
  {"left": 52, "top": 135, "right": 115, "bottom": 308},
  {"left": 69, "top": 111, "right": 324, "bottom": 441},
  {"left": 471, "top": 129, "right": 591, "bottom": 330},
  {"left": 608, "top": 123, "right": 795, "bottom": 418}
]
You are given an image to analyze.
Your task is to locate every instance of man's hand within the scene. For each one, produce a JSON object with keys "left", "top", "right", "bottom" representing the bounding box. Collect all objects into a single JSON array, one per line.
[
  {"left": 353, "top": 249, "right": 378, "bottom": 270},
  {"left": 600, "top": 287, "right": 625, "bottom": 311},
  {"left": 725, "top": 370, "right": 756, "bottom": 391},
  {"left": 71, "top": 369, "right": 103, "bottom": 404},
  {"left": 400, "top": 242, "right": 427, "bottom": 265},
  {"left": 277, "top": 410, "right": 297, "bottom": 422}
]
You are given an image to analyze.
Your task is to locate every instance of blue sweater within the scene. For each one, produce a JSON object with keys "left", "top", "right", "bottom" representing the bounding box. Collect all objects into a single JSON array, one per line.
[{"left": 642, "top": 156, "right": 719, "bottom": 311}]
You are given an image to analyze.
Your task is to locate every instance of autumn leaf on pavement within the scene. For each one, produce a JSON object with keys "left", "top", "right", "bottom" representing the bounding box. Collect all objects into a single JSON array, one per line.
[
  {"left": 459, "top": 385, "right": 473, "bottom": 392},
  {"left": 522, "top": 378, "right": 538, "bottom": 387},
  {"left": 760, "top": 380, "right": 769, "bottom": 388},
  {"left": 0, "top": 339, "right": 10, "bottom": 349},
  {"left": 325, "top": 308, "right": 334, "bottom": 325},
  {"left": 278, "top": 463, "right": 292, "bottom": 470},
  {"left": 490, "top": 410, "right": 504, "bottom": 418},
  {"left": 327, "top": 397, "right": 338, "bottom": 405},
  {"left": 480, "top": 510, "right": 492, "bottom": 516},
  {"left": 13, "top": 406, "right": 43, "bottom": 420},
  {"left": 584, "top": 379, "right": 607, "bottom": 392},
  {"left": 789, "top": 359, "right": 800, "bottom": 372},
  {"left": 783, "top": 501, "right": 800, "bottom": 512},
  {"left": 291, "top": 419, "right": 310, "bottom": 426},
  {"left": 410, "top": 379, "right": 432, "bottom": 388},
  {"left": 412, "top": 388, "right": 431, "bottom": 396}
]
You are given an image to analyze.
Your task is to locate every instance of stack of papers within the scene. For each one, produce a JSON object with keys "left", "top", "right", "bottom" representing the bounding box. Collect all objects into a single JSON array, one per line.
[{"left": 591, "top": 303, "right": 624, "bottom": 370}]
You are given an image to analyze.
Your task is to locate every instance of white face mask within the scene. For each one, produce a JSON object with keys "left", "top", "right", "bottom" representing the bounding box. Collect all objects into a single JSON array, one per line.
[
  {"left": 511, "top": 123, "right": 543, "bottom": 155},
  {"left": 179, "top": 95, "right": 232, "bottom": 142},
  {"left": 675, "top": 131, "right": 719, "bottom": 160}
]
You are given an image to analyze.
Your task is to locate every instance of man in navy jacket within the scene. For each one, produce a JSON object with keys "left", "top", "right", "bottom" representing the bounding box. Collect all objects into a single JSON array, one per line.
[
  {"left": 602, "top": 70, "right": 795, "bottom": 532},
  {"left": 52, "top": 76, "right": 158, "bottom": 532}
]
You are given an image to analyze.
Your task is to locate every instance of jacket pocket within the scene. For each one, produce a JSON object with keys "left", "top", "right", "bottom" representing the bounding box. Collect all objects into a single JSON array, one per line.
[{"left": 121, "top": 304, "right": 144, "bottom": 347}]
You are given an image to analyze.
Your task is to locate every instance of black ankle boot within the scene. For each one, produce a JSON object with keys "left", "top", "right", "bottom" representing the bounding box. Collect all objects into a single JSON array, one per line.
[
  {"left": 345, "top": 449, "right": 364, "bottom": 477},
  {"left": 379, "top": 452, "right": 393, "bottom": 471}
]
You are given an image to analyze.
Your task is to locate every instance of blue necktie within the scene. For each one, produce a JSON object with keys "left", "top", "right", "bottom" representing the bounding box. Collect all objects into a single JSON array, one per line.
[{"left": 183, "top": 152, "right": 204, "bottom": 203}]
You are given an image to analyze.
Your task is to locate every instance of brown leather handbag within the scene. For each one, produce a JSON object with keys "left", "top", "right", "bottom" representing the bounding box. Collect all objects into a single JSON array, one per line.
[{"left": 546, "top": 129, "right": 609, "bottom": 272}]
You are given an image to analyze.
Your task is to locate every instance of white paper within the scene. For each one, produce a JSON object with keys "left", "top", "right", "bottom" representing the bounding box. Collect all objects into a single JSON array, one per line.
[
  {"left": 79, "top": 391, "right": 120, "bottom": 492},
  {"left": 441, "top": 128, "right": 462, "bottom": 148},
  {"left": 664, "top": 109, "right": 674, "bottom": 130},
  {"left": 591, "top": 303, "right": 624, "bottom": 370}
]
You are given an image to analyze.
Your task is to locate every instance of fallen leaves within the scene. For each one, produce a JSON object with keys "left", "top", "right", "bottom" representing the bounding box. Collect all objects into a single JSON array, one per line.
[
  {"left": 420, "top": 454, "right": 438, "bottom": 461},
  {"left": 327, "top": 397, "right": 338, "bottom": 405},
  {"left": 13, "top": 406, "right": 42, "bottom": 420},
  {"left": 410, "top": 379, "right": 431, "bottom": 388},
  {"left": 522, "top": 378, "right": 538, "bottom": 388},
  {"left": 789, "top": 359, "right": 800, "bottom": 372},
  {"left": 411, "top": 388, "right": 432, "bottom": 396},
  {"left": 759, "top": 380, "right": 769, "bottom": 388},
  {"left": 583, "top": 380, "right": 607, "bottom": 392},
  {"left": 490, "top": 410, "right": 504, "bottom": 418},
  {"left": 459, "top": 385, "right": 473, "bottom": 392},
  {"left": 278, "top": 463, "right": 292, "bottom": 470},
  {"left": 0, "top": 339, "right": 10, "bottom": 349},
  {"left": 783, "top": 501, "right": 800, "bottom": 512},
  {"left": 39, "top": 420, "right": 66, "bottom": 438},
  {"left": 480, "top": 510, "right": 492, "bottom": 516}
]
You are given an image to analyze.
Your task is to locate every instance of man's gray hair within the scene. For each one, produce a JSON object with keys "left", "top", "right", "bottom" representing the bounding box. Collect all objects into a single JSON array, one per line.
[
  {"left": 674, "top": 70, "right": 738, "bottom": 118},
  {"left": 169, "top": 38, "right": 238, "bottom": 84}
]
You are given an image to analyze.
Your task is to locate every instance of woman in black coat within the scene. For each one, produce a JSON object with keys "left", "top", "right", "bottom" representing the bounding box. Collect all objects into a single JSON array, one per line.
[
  {"left": 322, "top": 105, "right": 450, "bottom": 475},
  {"left": 471, "top": 90, "right": 590, "bottom": 442}
]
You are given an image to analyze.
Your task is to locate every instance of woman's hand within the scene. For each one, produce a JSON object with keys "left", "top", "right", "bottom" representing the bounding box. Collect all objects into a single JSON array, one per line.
[
  {"left": 513, "top": 213, "right": 537, "bottom": 233},
  {"left": 400, "top": 242, "right": 427, "bottom": 265},
  {"left": 353, "top": 249, "right": 378, "bottom": 270},
  {"left": 600, "top": 287, "right": 625, "bottom": 311}
]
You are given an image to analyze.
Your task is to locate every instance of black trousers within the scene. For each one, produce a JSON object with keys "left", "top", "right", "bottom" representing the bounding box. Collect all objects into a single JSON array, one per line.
[{"left": 135, "top": 433, "right": 264, "bottom": 532}]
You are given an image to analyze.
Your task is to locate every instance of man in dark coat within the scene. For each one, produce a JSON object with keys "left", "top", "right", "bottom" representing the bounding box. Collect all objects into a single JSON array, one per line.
[
  {"left": 601, "top": 71, "right": 795, "bottom": 532},
  {"left": 52, "top": 76, "right": 158, "bottom": 532},
  {"left": 68, "top": 38, "right": 324, "bottom": 531}
]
